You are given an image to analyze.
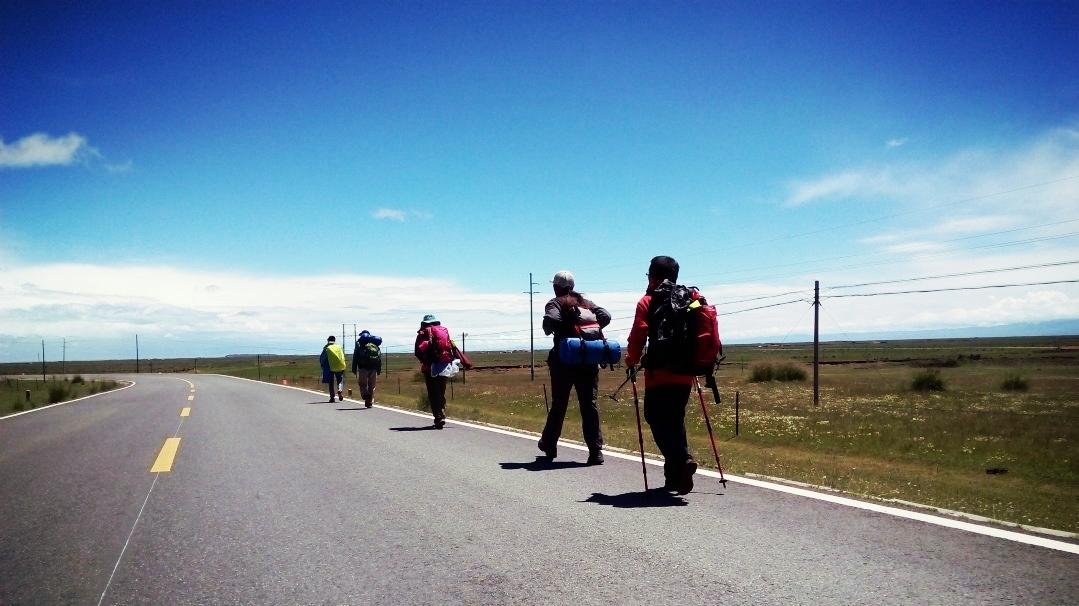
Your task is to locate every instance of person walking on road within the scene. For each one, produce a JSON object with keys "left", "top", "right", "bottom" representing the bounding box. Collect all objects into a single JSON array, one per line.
[
  {"left": 538, "top": 270, "right": 611, "bottom": 465},
  {"left": 352, "top": 329, "right": 383, "bottom": 408},
  {"left": 320, "top": 335, "right": 348, "bottom": 403},
  {"left": 625, "top": 256, "right": 698, "bottom": 494},
  {"left": 414, "top": 314, "right": 458, "bottom": 429}
]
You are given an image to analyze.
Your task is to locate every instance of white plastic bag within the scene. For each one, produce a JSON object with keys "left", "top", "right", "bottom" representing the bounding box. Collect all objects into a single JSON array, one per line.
[{"left": 431, "top": 359, "right": 462, "bottom": 378}]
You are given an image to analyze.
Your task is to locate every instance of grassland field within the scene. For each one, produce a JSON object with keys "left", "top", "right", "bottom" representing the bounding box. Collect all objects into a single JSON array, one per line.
[{"left": 2, "top": 336, "right": 1076, "bottom": 532}]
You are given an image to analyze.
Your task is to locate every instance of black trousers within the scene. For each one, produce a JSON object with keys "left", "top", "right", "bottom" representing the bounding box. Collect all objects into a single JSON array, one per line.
[
  {"left": 542, "top": 362, "right": 603, "bottom": 452},
  {"left": 643, "top": 384, "right": 694, "bottom": 482},
  {"left": 424, "top": 374, "right": 448, "bottom": 423}
]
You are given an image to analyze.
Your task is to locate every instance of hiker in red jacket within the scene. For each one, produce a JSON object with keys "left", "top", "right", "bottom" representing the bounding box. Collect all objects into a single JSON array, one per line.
[
  {"left": 625, "top": 256, "right": 698, "bottom": 494},
  {"left": 414, "top": 314, "right": 457, "bottom": 429}
]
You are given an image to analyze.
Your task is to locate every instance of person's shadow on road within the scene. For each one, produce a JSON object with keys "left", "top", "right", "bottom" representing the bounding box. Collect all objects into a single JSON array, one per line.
[
  {"left": 336, "top": 407, "right": 369, "bottom": 411},
  {"left": 389, "top": 426, "right": 442, "bottom": 432},
  {"left": 583, "top": 490, "right": 688, "bottom": 508},
  {"left": 500, "top": 457, "right": 588, "bottom": 471}
]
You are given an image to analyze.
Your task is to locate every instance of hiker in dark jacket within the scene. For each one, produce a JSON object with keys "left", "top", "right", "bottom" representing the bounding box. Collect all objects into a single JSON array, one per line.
[
  {"left": 414, "top": 314, "right": 457, "bottom": 429},
  {"left": 625, "top": 255, "right": 697, "bottom": 494},
  {"left": 538, "top": 270, "right": 611, "bottom": 465},
  {"left": 352, "top": 329, "right": 383, "bottom": 408}
]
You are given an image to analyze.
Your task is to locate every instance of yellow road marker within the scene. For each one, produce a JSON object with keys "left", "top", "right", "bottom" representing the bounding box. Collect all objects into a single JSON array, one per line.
[
  {"left": 150, "top": 437, "right": 181, "bottom": 473},
  {"left": 180, "top": 407, "right": 191, "bottom": 417},
  {"left": 187, "top": 395, "right": 194, "bottom": 401}
]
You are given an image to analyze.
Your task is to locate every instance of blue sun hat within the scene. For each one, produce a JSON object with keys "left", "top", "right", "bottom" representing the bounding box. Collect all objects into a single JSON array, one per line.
[{"left": 421, "top": 314, "right": 439, "bottom": 325}]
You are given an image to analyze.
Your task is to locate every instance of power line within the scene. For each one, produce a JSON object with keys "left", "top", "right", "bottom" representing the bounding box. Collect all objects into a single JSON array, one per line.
[
  {"left": 825, "top": 279, "right": 1079, "bottom": 298},
  {"left": 826, "top": 260, "right": 1079, "bottom": 290}
]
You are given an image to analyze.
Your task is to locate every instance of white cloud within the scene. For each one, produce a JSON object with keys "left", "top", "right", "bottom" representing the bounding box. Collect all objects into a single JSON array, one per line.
[
  {"left": 0, "top": 132, "right": 91, "bottom": 168},
  {"left": 785, "top": 170, "right": 905, "bottom": 207},
  {"left": 371, "top": 208, "right": 406, "bottom": 221},
  {"left": 785, "top": 126, "right": 1079, "bottom": 211},
  {"left": 886, "top": 137, "right": 908, "bottom": 148},
  {"left": 371, "top": 208, "right": 433, "bottom": 222},
  {"left": 105, "top": 160, "right": 133, "bottom": 174}
]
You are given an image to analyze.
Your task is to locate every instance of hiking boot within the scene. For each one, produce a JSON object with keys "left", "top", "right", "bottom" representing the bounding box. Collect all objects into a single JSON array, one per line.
[
  {"left": 663, "top": 479, "right": 677, "bottom": 492},
  {"left": 337, "top": 390, "right": 344, "bottom": 400},
  {"left": 434, "top": 419, "right": 446, "bottom": 429},
  {"left": 676, "top": 460, "right": 698, "bottom": 495},
  {"left": 365, "top": 399, "right": 373, "bottom": 408},
  {"left": 538, "top": 439, "right": 557, "bottom": 460},
  {"left": 586, "top": 451, "right": 605, "bottom": 466},
  {"left": 328, "top": 398, "right": 336, "bottom": 403}
]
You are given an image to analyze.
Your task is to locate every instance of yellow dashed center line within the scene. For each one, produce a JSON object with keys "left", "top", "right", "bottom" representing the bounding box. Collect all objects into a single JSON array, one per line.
[
  {"left": 180, "top": 407, "right": 191, "bottom": 417},
  {"left": 150, "top": 437, "right": 182, "bottom": 473}
]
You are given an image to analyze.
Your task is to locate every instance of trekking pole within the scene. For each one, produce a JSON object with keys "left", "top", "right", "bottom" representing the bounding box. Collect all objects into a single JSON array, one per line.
[
  {"left": 607, "top": 374, "right": 632, "bottom": 402},
  {"left": 542, "top": 383, "right": 549, "bottom": 413},
  {"left": 694, "top": 376, "right": 727, "bottom": 487},
  {"left": 629, "top": 368, "right": 649, "bottom": 492}
]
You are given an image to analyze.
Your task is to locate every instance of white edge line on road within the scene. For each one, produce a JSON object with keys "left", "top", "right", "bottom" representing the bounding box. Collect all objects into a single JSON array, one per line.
[
  {"left": 210, "top": 373, "right": 1079, "bottom": 555},
  {"left": 0, "top": 381, "right": 136, "bottom": 421}
]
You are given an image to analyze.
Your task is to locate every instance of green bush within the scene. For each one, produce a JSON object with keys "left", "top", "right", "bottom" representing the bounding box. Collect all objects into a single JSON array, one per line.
[
  {"left": 71, "top": 375, "right": 85, "bottom": 384},
  {"left": 47, "top": 385, "right": 70, "bottom": 403},
  {"left": 1001, "top": 374, "right": 1029, "bottom": 391},
  {"left": 749, "top": 363, "right": 806, "bottom": 382},
  {"left": 748, "top": 365, "right": 774, "bottom": 382},
  {"left": 773, "top": 363, "right": 807, "bottom": 382},
  {"left": 416, "top": 391, "right": 431, "bottom": 412},
  {"left": 911, "top": 370, "right": 945, "bottom": 391}
]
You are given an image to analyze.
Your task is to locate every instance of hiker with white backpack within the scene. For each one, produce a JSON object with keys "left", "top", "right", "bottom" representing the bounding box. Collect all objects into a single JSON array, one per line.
[{"left": 538, "top": 270, "right": 613, "bottom": 465}]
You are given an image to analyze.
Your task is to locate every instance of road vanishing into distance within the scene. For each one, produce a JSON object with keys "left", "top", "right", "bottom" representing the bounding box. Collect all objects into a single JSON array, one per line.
[{"left": 1, "top": 374, "right": 1076, "bottom": 605}]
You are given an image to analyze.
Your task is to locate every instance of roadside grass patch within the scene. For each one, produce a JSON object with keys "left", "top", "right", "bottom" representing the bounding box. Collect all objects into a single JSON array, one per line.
[
  {"left": 416, "top": 391, "right": 431, "bottom": 412},
  {"left": 1000, "top": 373, "right": 1029, "bottom": 391},
  {"left": 47, "top": 384, "right": 70, "bottom": 403},
  {"left": 1, "top": 378, "right": 121, "bottom": 415},
  {"left": 911, "top": 370, "right": 945, "bottom": 391}
]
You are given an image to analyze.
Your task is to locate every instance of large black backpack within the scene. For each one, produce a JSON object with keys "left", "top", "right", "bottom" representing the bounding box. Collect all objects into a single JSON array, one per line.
[{"left": 646, "top": 280, "right": 721, "bottom": 375}]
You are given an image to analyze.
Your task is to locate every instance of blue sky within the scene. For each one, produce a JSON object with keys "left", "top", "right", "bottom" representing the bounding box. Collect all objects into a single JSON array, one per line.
[{"left": 2, "top": 1, "right": 1078, "bottom": 360}]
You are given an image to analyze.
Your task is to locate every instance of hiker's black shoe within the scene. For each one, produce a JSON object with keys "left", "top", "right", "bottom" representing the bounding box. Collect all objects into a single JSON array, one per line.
[
  {"left": 676, "top": 461, "right": 698, "bottom": 495},
  {"left": 365, "top": 400, "right": 373, "bottom": 408},
  {"left": 337, "top": 390, "right": 344, "bottom": 400},
  {"left": 663, "top": 479, "right": 677, "bottom": 492},
  {"left": 434, "top": 420, "right": 445, "bottom": 429},
  {"left": 538, "top": 439, "right": 557, "bottom": 460},
  {"left": 586, "top": 451, "right": 605, "bottom": 465}
]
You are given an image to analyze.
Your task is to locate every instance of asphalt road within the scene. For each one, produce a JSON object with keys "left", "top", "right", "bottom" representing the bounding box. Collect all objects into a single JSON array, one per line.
[{"left": 1, "top": 374, "right": 1075, "bottom": 605}]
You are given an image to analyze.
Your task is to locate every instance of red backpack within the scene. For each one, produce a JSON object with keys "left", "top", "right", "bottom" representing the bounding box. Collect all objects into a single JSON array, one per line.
[
  {"left": 426, "top": 325, "right": 454, "bottom": 364},
  {"left": 647, "top": 282, "right": 723, "bottom": 376}
]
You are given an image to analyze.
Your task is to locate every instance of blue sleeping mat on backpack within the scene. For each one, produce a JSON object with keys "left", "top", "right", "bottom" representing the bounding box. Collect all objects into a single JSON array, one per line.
[{"left": 558, "top": 338, "right": 621, "bottom": 366}]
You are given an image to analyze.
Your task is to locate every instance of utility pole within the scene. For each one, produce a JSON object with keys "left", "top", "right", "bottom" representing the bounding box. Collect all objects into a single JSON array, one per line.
[
  {"left": 813, "top": 280, "right": 820, "bottom": 407},
  {"left": 461, "top": 332, "right": 468, "bottom": 384},
  {"left": 257, "top": 354, "right": 262, "bottom": 381},
  {"left": 524, "top": 272, "right": 541, "bottom": 381},
  {"left": 62, "top": 338, "right": 66, "bottom": 375},
  {"left": 353, "top": 323, "right": 357, "bottom": 345},
  {"left": 41, "top": 339, "right": 46, "bottom": 382},
  {"left": 135, "top": 334, "right": 140, "bottom": 374}
]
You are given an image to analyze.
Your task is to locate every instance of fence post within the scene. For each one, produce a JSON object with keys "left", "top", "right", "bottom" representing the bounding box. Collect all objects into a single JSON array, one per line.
[{"left": 735, "top": 390, "right": 740, "bottom": 436}]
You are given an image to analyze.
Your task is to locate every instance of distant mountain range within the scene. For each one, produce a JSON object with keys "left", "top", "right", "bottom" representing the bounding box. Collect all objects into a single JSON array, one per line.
[{"left": 729, "top": 318, "right": 1079, "bottom": 344}]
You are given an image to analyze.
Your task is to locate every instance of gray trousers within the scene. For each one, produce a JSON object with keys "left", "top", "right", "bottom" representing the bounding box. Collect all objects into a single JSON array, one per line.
[{"left": 356, "top": 369, "right": 377, "bottom": 402}]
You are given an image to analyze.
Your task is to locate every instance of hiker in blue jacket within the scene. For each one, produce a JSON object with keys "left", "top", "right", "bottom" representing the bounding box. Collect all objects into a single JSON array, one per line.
[{"left": 320, "top": 335, "right": 347, "bottom": 403}]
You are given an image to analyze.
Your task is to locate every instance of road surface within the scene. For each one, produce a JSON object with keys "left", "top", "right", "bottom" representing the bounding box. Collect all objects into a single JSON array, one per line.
[{"left": 1, "top": 374, "right": 1075, "bottom": 605}]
